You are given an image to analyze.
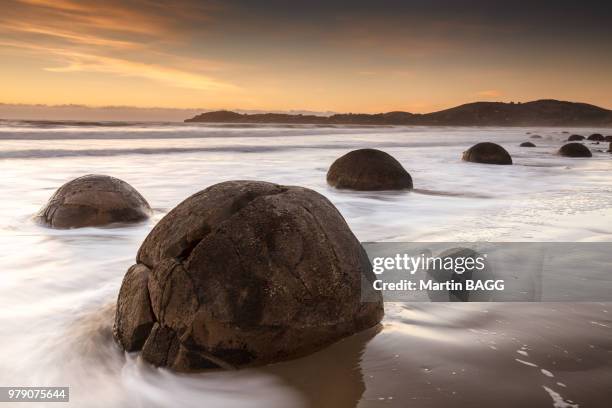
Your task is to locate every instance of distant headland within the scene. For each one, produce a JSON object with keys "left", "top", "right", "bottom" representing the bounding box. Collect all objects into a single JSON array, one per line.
[{"left": 185, "top": 100, "right": 612, "bottom": 126}]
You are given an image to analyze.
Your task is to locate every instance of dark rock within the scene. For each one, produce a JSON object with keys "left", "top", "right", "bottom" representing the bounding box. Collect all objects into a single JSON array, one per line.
[
  {"left": 462, "top": 142, "right": 512, "bottom": 165},
  {"left": 520, "top": 142, "right": 536, "bottom": 147},
  {"left": 608, "top": 142, "right": 612, "bottom": 153},
  {"left": 587, "top": 133, "right": 604, "bottom": 141},
  {"left": 37, "top": 174, "right": 151, "bottom": 228},
  {"left": 605, "top": 135, "right": 612, "bottom": 142},
  {"left": 529, "top": 134, "right": 542, "bottom": 139},
  {"left": 558, "top": 143, "right": 592, "bottom": 157},
  {"left": 113, "top": 180, "right": 384, "bottom": 371},
  {"left": 568, "top": 134, "right": 585, "bottom": 141},
  {"left": 113, "top": 264, "right": 155, "bottom": 351},
  {"left": 327, "top": 149, "right": 413, "bottom": 191}
]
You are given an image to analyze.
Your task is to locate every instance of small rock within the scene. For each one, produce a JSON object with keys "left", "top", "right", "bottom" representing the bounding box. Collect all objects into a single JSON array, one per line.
[
  {"left": 37, "top": 174, "right": 151, "bottom": 228},
  {"left": 462, "top": 142, "right": 512, "bottom": 165},
  {"left": 520, "top": 142, "right": 536, "bottom": 147},
  {"left": 327, "top": 149, "right": 413, "bottom": 190},
  {"left": 558, "top": 143, "right": 592, "bottom": 157}
]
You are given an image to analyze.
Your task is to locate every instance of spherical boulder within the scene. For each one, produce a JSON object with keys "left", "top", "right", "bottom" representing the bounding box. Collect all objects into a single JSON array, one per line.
[
  {"left": 37, "top": 174, "right": 151, "bottom": 229},
  {"left": 327, "top": 149, "right": 412, "bottom": 191},
  {"left": 557, "top": 143, "right": 592, "bottom": 158},
  {"left": 113, "top": 180, "right": 384, "bottom": 371},
  {"left": 520, "top": 142, "right": 536, "bottom": 147},
  {"left": 587, "top": 133, "right": 604, "bottom": 141},
  {"left": 462, "top": 142, "right": 512, "bottom": 165},
  {"left": 568, "top": 134, "right": 585, "bottom": 141}
]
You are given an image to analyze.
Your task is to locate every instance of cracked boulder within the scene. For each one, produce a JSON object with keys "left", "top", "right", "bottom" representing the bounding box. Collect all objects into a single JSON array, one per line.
[
  {"left": 462, "top": 142, "right": 512, "bottom": 165},
  {"left": 113, "top": 180, "right": 383, "bottom": 371},
  {"left": 327, "top": 148, "right": 413, "bottom": 191},
  {"left": 37, "top": 174, "right": 151, "bottom": 228}
]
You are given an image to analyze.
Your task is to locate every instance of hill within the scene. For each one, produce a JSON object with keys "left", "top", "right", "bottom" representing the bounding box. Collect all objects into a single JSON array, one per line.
[{"left": 185, "top": 100, "right": 612, "bottom": 126}]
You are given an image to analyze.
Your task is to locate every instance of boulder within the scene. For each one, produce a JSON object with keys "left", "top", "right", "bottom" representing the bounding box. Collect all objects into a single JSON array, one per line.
[
  {"left": 37, "top": 174, "right": 151, "bottom": 229},
  {"left": 605, "top": 135, "right": 612, "bottom": 142},
  {"left": 558, "top": 143, "right": 592, "bottom": 157},
  {"left": 462, "top": 142, "right": 512, "bottom": 165},
  {"left": 568, "top": 134, "right": 585, "bottom": 141},
  {"left": 529, "top": 135, "right": 542, "bottom": 139},
  {"left": 326, "top": 149, "right": 413, "bottom": 191},
  {"left": 113, "top": 180, "right": 384, "bottom": 371},
  {"left": 608, "top": 142, "right": 612, "bottom": 153},
  {"left": 587, "top": 133, "right": 604, "bottom": 141},
  {"left": 520, "top": 142, "right": 536, "bottom": 147}
]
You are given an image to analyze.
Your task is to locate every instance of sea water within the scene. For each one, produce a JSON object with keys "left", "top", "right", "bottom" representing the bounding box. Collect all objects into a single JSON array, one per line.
[{"left": 0, "top": 122, "right": 611, "bottom": 407}]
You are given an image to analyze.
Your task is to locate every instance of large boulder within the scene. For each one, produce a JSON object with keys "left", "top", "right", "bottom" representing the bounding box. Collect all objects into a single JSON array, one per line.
[
  {"left": 520, "top": 142, "right": 536, "bottom": 147},
  {"left": 113, "top": 181, "right": 384, "bottom": 371},
  {"left": 587, "top": 133, "right": 604, "bottom": 141},
  {"left": 37, "top": 174, "right": 151, "bottom": 229},
  {"left": 558, "top": 143, "right": 592, "bottom": 157},
  {"left": 568, "top": 134, "right": 585, "bottom": 141},
  {"left": 327, "top": 149, "right": 412, "bottom": 191},
  {"left": 462, "top": 142, "right": 512, "bottom": 165}
]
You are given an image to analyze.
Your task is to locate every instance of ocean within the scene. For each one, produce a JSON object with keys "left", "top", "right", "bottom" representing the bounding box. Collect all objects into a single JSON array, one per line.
[{"left": 0, "top": 121, "right": 611, "bottom": 407}]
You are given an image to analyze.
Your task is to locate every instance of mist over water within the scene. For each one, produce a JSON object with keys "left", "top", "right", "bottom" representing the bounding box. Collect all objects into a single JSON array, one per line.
[{"left": 0, "top": 122, "right": 611, "bottom": 407}]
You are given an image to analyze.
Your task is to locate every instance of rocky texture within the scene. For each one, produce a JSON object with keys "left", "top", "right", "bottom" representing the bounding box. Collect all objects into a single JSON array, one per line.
[
  {"left": 185, "top": 100, "right": 612, "bottom": 126},
  {"left": 462, "top": 142, "right": 512, "bottom": 165},
  {"left": 113, "top": 265, "right": 155, "bottom": 351},
  {"left": 529, "top": 135, "right": 542, "bottom": 139},
  {"left": 568, "top": 134, "right": 585, "bottom": 141},
  {"left": 37, "top": 174, "right": 151, "bottom": 229},
  {"left": 327, "top": 149, "right": 413, "bottom": 191},
  {"left": 520, "top": 142, "right": 536, "bottom": 147},
  {"left": 113, "top": 180, "right": 384, "bottom": 371},
  {"left": 587, "top": 133, "right": 604, "bottom": 141},
  {"left": 605, "top": 135, "right": 612, "bottom": 142},
  {"left": 558, "top": 143, "right": 592, "bottom": 157}
]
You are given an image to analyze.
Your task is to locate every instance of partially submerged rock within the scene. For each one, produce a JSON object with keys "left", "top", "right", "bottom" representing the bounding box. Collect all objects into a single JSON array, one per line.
[
  {"left": 568, "top": 134, "right": 585, "bottom": 141},
  {"left": 605, "top": 135, "right": 612, "bottom": 142},
  {"left": 587, "top": 133, "right": 604, "bottom": 141},
  {"left": 520, "top": 142, "right": 536, "bottom": 147},
  {"left": 558, "top": 143, "right": 592, "bottom": 157},
  {"left": 327, "top": 148, "right": 413, "bottom": 190},
  {"left": 113, "top": 180, "right": 383, "bottom": 371},
  {"left": 462, "top": 142, "right": 512, "bottom": 165},
  {"left": 37, "top": 174, "right": 151, "bottom": 229},
  {"left": 529, "top": 135, "right": 542, "bottom": 139}
]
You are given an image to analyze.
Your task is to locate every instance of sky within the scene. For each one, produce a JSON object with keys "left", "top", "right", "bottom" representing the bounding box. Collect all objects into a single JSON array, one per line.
[{"left": 1, "top": 0, "right": 611, "bottom": 116}]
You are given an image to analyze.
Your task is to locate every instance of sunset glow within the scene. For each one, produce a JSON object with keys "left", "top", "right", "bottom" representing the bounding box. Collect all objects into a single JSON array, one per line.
[{"left": 1, "top": 0, "right": 611, "bottom": 113}]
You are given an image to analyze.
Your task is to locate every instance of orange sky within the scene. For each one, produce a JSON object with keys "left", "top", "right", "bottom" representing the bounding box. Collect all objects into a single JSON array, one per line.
[{"left": 1, "top": 0, "right": 611, "bottom": 114}]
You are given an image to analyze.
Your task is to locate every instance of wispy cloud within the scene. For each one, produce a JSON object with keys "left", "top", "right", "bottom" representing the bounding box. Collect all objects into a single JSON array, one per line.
[
  {"left": 0, "top": 0, "right": 235, "bottom": 91},
  {"left": 475, "top": 89, "right": 503, "bottom": 98}
]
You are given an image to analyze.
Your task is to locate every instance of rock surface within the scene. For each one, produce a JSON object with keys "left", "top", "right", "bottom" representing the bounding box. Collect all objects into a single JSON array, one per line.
[
  {"left": 37, "top": 174, "right": 151, "bottom": 229},
  {"left": 558, "top": 143, "right": 592, "bottom": 157},
  {"left": 529, "top": 135, "right": 542, "bottom": 139},
  {"left": 605, "top": 135, "right": 612, "bottom": 142},
  {"left": 462, "top": 142, "right": 512, "bottom": 165},
  {"left": 520, "top": 142, "right": 536, "bottom": 147},
  {"left": 587, "top": 133, "right": 604, "bottom": 141},
  {"left": 113, "top": 180, "right": 384, "bottom": 370},
  {"left": 327, "top": 149, "right": 413, "bottom": 190},
  {"left": 568, "top": 134, "right": 585, "bottom": 141}
]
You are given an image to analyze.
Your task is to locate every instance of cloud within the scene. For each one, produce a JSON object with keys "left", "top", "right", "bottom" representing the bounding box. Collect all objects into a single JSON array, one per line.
[
  {"left": 475, "top": 89, "right": 503, "bottom": 98},
  {"left": 0, "top": 0, "right": 237, "bottom": 92}
]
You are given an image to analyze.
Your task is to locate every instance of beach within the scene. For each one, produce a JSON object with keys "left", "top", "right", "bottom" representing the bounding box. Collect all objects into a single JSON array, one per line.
[{"left": 0, "top": 122, "right": 611, "bottom": 407}]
